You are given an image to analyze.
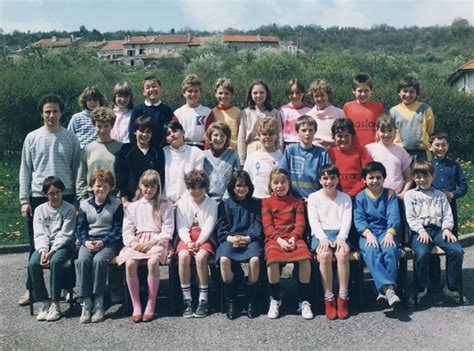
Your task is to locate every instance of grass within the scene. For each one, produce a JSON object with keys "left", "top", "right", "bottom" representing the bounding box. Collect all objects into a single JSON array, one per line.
[{"left": 0, "top": 157, "right": 473, "bottom": 246}]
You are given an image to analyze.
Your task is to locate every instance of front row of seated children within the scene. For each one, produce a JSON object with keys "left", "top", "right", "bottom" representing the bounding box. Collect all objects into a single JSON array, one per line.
[{"left": 28, "top": 159, "right": 464, "bottom": 323}]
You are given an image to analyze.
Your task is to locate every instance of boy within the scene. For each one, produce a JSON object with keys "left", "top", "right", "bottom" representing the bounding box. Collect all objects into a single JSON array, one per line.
[
  {"left": 343, "top": 73, "right": 384, "bottom": 147},
  {"left": 212, "top": 78, "right": 240, "bottom": 150},
  {"left": 173, "top": 74, "right": 215, "bottom": 149},
  {"left": 390, "top": 76, "right": 434, "bottom": 161},
  {"left": 128, "top": 75, "right": 173, "bottom": 149},
  {"left": 76, "top": 107, "right": 122, "bottom": 201},
  {"left": 354, "top": 162, "right": 401, "bottom": 307},
  {"left": 163, "top": 120, "right": 205, "bottom": 207},
  {"left": 19, "top": 95, "right": 80, "bottom": 306},
  {"left": 243, "top": 117, "right": 283, "bottom": 199},
  {"left": 404, "top": 160, "right": 464, "bottom": 304},
  {"left": 279, "top": 115, "right": 331, "bottom": 200}
]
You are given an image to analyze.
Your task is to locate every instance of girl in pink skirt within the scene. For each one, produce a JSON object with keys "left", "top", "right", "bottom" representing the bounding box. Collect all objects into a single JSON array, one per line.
[{"left": 118, "top": 170, "right": 174, "bottom": 322}]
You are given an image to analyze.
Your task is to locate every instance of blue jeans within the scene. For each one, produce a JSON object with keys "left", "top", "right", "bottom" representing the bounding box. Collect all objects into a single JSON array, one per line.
[
  {"left": 311, "top": 230, "right": 349, "bottom": 252},
  {"left": 411, "top": 227, "right": 463, "bottom": 291}
]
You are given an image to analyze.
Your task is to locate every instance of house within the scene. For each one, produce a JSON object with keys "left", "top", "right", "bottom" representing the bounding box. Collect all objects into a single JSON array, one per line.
[
  {"left": 448, "top": 59, "right": 474, "bottom": 93},
  {"left": 279, "top": 40, "right": 297, "bottom": 55},
  {"left": 31, "top": 35, "right": 85, "bottom": 49},
  {"left": 98, "top": 40, "right": 125, "bottom": 63},
  {"left": 223, "top": 34, "right": 279, "bottom": 52}
]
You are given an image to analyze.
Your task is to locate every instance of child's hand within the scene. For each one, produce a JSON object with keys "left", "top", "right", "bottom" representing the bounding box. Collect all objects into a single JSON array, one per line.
[
  {"left": 21, "top": 203, "right": 32, "bottom": 220},
  {"left": 317, "top": 238, "right": 332, "bottom": 253},
  {"left": 335, "top": 238, "right": 350, "bottom": 253},
  {"left": 85, "top": 241, "right": 96, "bottom": 251},
  {"left": 40, "top": 251, "right": 52, "bottom": 267},
  {"left": 365, "top": 231, "right": 379, "bottom": 249},
  {"left": 193, "top": 242, "right": 201, "bottom": 252},
  {"left": 277, "top": 237, "right": 290, "bottom": 251},
  {"left": 443, "top": 229, "right": 457, "bottom": 243},
  {"left": 417, "top": 229, "right": 432, "bottom": 244},
  {"left": 240, "top": 236, "right": 251, "bottom": 246},
  {"left": 444, "top": 191, "right": 454, "bottom": 203},
  {"left": 287, "top": 237, "right": 296, "bottom": 251},
  {"left": 381, "top": 233, "right": 396, "bottom": 248},
  {"left": 93, "top": 241, "right": 105, "bottom": 250}
]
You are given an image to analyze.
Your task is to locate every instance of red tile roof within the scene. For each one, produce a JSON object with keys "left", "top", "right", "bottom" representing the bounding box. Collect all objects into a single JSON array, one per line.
[
  {"left": 223, "top": 35, "right": 279, "bottom": 43},
  {"left": 188, "top": 37, "right": 201, "bottom": 46},
  {"left": 124, "top": 36, "right": 155, "bottom": 44},
  {"left": 101, "top": 40, "right": 125, "bottom": 51},
  {"left": 32, "top": 36, "right": 83, "bottom": 48},
  {"left": 460, "top": 59, "right": 474, "bottom": 70},
  {"left": 153, "top": 35, "right": 188, "bottom": 43}
]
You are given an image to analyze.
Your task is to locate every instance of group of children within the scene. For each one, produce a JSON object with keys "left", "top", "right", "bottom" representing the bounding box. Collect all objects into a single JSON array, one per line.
[{"left": 22, "top": 72, "right": 468, "bottom": 324}]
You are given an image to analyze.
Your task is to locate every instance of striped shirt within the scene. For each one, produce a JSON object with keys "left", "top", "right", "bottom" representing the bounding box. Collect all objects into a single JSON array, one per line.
[{"left": 67, "top": 109, "right": 96, "bottom": 148}]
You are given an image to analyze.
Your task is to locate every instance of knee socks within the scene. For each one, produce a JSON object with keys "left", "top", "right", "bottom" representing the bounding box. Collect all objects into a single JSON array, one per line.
[
  {"left": 126, "top": 277, "right": 141, "bottom": 316},
  {"left": 144, "top": 275, "right": 160, "bottom": 316}
]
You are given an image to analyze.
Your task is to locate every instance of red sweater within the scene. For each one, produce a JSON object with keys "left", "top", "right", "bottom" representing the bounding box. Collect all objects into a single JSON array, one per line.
[
  {"left": 343, "top": 100, "right": 384, "bottom": 147},
  {"left": 328, "top": 144, "right": 372, "bottom": 197},
  {"left": 262, "top": 194, "right": 305, "bottom": 242}
]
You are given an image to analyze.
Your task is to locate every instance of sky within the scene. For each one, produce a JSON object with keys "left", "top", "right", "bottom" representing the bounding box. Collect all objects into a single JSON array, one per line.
[{"left": 0, "top": 0, "right": 472, "bottom": 34}]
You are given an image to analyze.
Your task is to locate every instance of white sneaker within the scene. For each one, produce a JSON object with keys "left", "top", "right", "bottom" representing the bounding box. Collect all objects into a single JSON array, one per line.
[
  {"left": 80, "top": 306, "right": 92, "bottom": 324},
  {"left": 18, "top": 291, "right": 30, "bottom": 306},
  {"left": 300, "top": 301, "right": 313, "bottom": 320},
  {"left": 442, "top": 285, "right": 467, "bottom": 304},
  {"left": 385, "top": 287, "right": 401, "bottom": 307},
  {"left": 36, "top": 301, "right": 50, "bottom": 321},
  {"left": 91, "top": 306, "right": 104, "bottom": 323},
  {"left": 267, "top": 298, "right": 281, "bottom": 319},
  {"left": 376, "top": 292, "right": 388, "bottom": 305},
  {"left": 46, "top": 302, "right": 61, "bottom": 321}
]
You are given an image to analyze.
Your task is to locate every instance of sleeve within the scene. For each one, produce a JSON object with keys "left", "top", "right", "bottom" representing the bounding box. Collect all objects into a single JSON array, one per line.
[
  {"left": 76, "top": 148, "right": 88, "bottom": 200},
  {"left": 348, "top": 147, "right": 372, "bottom": 197},
  {"left": 51, "top": 205, "right": 76, "bottom": 252},
  {"left": 403, "top": 191, "right": 425, "bottom": 233},
  {"left": 275, "top": 109, "right": 284, "bottom": 152},
  {"left": 71, "top": 135, "right": 81, "bottom": 185},
  {"left": 307, "top": 195, "right": 328, "bottom": 240},
  {"left": 290, "top": 198, "right": 306, "bottom": 240},
  {"left": 176, "top": 201, "right": 191, "bottom": 243},
  {"left": 102, "top": 204, "right": 124, "bottom": 244},
  {"left": 33, "top": 207, "right": 49, "bottom": 253},
  {"left": 116, "top": 145, "right": 131, "bottom": 198},
  {"left": 216, "top": 201, "right": 231, "bottom": 244},
  {"left": 386, "top": 190, "right": 401, "bottom": 234},
  {"left": 452, "top": 163, "right": 468, "bottom": 199},
  {"left": 337, "top": 195, "right": 353, "bottom": 240},
  {"left": 237, "top": 110, "right": 247, "bottom": 165},
  {"left": 441, "top": 194, "right": 454, "bottom": 231},
  {"left": 279, "top": 148, "right": 290, "bottom": 172},
  {"left": 122, "top": 205, "right": 137, "bottom": 247},
  {"left": 19, "top": 135, "right": 32, "bottom": 204},
  {"left": 156, "top": 147, "right": 166, "bottom": 189},
  {"left": 128, "top": 106, "right": 140, "bottom": 143},
  {"left": 67, "top": 115, "right": 76, "bottom": 133},
  {"left": 76, "top": 208, "right": 90, "bottom": 245},
  {"left": 196, "top": 200, "right": 218, "bottom": 244},
  {"left": 246, "top": 200, "right": 263, "bottom": 241},
  {"left": 426, "top": 107, "right": 435, "bottom": 136},
  {"left": 157, "top": 201, "right": 174, "bottom": 242},
  {"left": 262, "top": 198, "right": 279, "bottom": 241},
  {"left": 193, "top": 148, "right": 205, "bottom": 170},
  {"left": 232, "top": 151, "right": 241, "bottom": 171},
  {"left": 353, "top": 192, "right": 370, "bottom": 235},
  {"left": 205, "top": 110, "right": 215, "bottom": 130}
]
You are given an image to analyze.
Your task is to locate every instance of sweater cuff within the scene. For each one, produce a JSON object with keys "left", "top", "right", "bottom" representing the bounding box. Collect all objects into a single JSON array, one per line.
[
  {"left": 386, "top": 228, "right": 396, "bottom": 235},
  {"left": 362, "top": 229, "right": 371, "bottom": 238}
]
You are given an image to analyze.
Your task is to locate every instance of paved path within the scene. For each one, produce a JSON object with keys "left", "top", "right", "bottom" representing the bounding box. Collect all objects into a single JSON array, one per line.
[{"left": 1, "top": 248, "right": 473, "bottom": 350}]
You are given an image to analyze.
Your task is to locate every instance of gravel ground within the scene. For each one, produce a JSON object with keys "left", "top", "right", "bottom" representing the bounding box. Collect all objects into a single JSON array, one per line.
[{"left": 1, "top": 247, "right": 473, "bottom": 350}]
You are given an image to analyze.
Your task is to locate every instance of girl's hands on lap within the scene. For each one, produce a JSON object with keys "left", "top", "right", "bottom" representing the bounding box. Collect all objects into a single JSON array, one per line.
[
  {"left": 381, "top": 233, "right": 396, "bottom": 248},
  {"left": 317, "top": 238, "right": 332, "bottom": 253},
  {"left": 365, "top": 232, "right": 379, "bottom": 249},
  {"left": 335, "top": 238, "right": 350, "bottom": 253}
]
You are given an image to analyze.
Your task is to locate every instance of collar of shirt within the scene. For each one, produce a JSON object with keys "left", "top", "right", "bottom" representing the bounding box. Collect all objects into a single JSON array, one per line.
[
  {"left": 145, "top": 100, "right": 162, "bottom": 107},
  {"left": 88, "top": 195, "right": 112, "bottom": 210}
]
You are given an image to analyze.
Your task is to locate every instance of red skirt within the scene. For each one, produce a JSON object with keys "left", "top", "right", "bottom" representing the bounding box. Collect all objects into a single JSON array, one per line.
[
  {"left": 176, "top": 226, "right": 214, "bottom": 255},
  {"left": 264, "top": 238, "right": 311, "bottom": 264}
]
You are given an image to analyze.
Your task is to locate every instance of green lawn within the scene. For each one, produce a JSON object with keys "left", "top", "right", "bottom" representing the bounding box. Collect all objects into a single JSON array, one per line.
[{"left": 1, "top": 157, "right": 473, "bottom": 246}]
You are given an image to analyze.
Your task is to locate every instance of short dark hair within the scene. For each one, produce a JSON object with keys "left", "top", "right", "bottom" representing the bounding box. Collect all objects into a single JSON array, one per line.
[
  {"left": 398, "top": 75, "right": 420, "bottom": 95},
  {"left": 412, "top": 160, "right": 434, "bottom": 176},
  {"left": 331, "top": 118, "right": 356, "bottom": 137},
  {"left": 142, "top": 75, "right": 162, "bottom": 90},
  {"left": 318, "top": 164, "right": 340, "bottom": 179},
  {"left": 227, "top": 170, "right": 254, "bottom": 199},
  {"left": 184, "top": 170, "right": 210, "bottom": 190},
  {"left": 362, "top": 161, "right": 387, "bottom": 179},
  {"left": 38, "top": 95, "right": 64, "bottom": 113},
  {"left": 352, "top": 73, "right": 373, "bottom": 90},
  {"left": 295, "top": 115, "right": 317, "bottom": 132},
  {"left": 429, "top": 132, "right": 449, "bottom": 144},
  {"left": 134, "top": 116, "right": 153, "bottom": 132},
  {"left": 166, "top": 120, "right": 184, "bottom": 132},
  {"left": 42, "top": 176, "right": 65, "bottom": 194}
]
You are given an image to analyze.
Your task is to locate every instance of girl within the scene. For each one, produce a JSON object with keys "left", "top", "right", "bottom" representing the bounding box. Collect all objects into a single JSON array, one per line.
[
  {"left": 28, "top": 176, "right": 76, "bottom": 322},
  {"left": 176, "top": 170, "right": 218, "bottom": 318},
  {"left": 118, "top": 170, "right": 174, "bottom": 322},
  {"left": 110, "top": 81, "right": 134, "bottom": 143},
  {"left": 365, "top": 115, "right": 412, "bottom": 199},
  {"left": 204, "top": 121, "right": 240, "bottom": 202},
  {"left": 237, "top": 80, "right": 283, "bottom": 165},
  {"left": 216, "top": 170, "right": 263, "bottom": 319},
  {"left": 280, "top": 79, "right": 312, "bottom": 146},
  {"left": 307, "top": 164, "right": 352, "bottom": 320},
  {"left": 262, "top": 169, "right": 313, "bottom": 320},
  {"left": 68, "top": 86, "right": 106, "bottom": 148}
]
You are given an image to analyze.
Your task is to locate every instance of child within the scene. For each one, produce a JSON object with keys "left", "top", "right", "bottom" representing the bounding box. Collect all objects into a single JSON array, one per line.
[
  {"left": 203, "top": 121, "right": 240, "bottom": 202},
  {"left": 307, "top": 164, "right": 352, "bottom": 319},
  {"left": 307, "top": 79, "right": 345, "bottom": 148},
  {"left": 215, "top": 170, "right": 263, "bottom": 319},
  {"left": 243, "top": 117, "right": 283, "bottom": 199},
  {"left": 175, "top": 170, "right": 218, "bottom": 318},
  {"left": 389, "top": 75, "right": 435, "bottom": 161},
  {"left": 162, "top": 120, "right": 205, "bottom": 207},
  {"left": 118, "top": 170, "right": 174, "bottom": 322},
  {"left": 110, "top": 81, "right": 134, "bottom": 143},
  {"left": 129, "top": 75, "right": 173, "bottom": 148},
  {"left": 279, "top": 115, "right": 332, "bottom": 200},
  {"left": 117, "top": 116, "right": 165, "bottom": 209},
  {"left": 173, "top": 74, "right": 215, "bottom": 149},
  {"left": 328, "top": 118, "right": 372, "bottom": 197},
  {"left": 212, "top": 78, "right": 241, "bottom": 150},
  {"left": 404, "top": 160, "right": 464, "bottom": 304},
  {"left": 280, "top": 79, "right": 312, "bottom": 146},
  {"left": 68, "top": 86, "right": 106, "bottom": 148},
  {"left": 28, "top": 176, "right": 76, "bottom": 321},
  {"left": 76, "top": 169, "right": 123, "bottom": 323},
  {"left": 365, "top": 115, "right": 412, "bottom": 199},
  {"left": 354, "top": 162, "right": 401, "bottom": 307},
  {"left": 343, "top": 73, "right": 384, "bottom": 147},
  {"left": 76, "top": 107, "right": 122, "bottom": 201},
  {"left": 237, "top": 79, "right": 283, "bottom": 165},
  {"left": 262, "top": 169, "right": 313, "bottom": 320}
]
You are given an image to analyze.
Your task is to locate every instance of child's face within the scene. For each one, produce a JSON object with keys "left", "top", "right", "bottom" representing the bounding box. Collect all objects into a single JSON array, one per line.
[
  {"left": 134, "top": 128, "right": 152, "bottom": 147},
  {"left": 210, "top": 129, "right": 227, "bottom": 151},
  {"left": 166, "top": 128, "right": 185, "bottom": 148},
  {"left": 270, "top": 174, "right": 289, "bottom": 198},
  {"left": 46, "top": 185, "right": 63, "bottom": 208},
  {"left": 140, "top": 182, "right": 158, "bottom": 200},
  {"left": 42, "top": 103, "right": 62, "bottom": 130},
  {"left": 95, "top": 121, "right": 113, "bottom": 142},
  {"left": 312, "top": 91, "right": 330, "bottom": 109},
  {"left": 353, "top": 84, "right": 372, "bottom": 104},
  {"left": 234, "top": 181, "right": 249, "bottom": 200},
  {"left": 86, "top": 97, "right": 100, "bottom": 111},
  {"left": 215, "top": 86, "right": 232, "bottom": 107},
  {"left": 251, "top": 84, "right": 267, "bottom": 108},
  {"left": 188, "top": 186, "right": 206, "bottom": 203},
  {"left": 430, "top": 138, "right": 449, "bottom": 159},
  {"left": 143, "top": 80, "right": 162, "bottom": 103},
  {"left": 319, "top": 173, "right": 339, "bottom": 192},
  {"left": 364, "top": 171, "right": 384, "bottom": 194},
  {"left": 288, "top": 84, "right": 305, "bottom": 106},
  {"left": 183, "top": 85, "right": 202, "bottom": 107},
  {"left": 115, "top": 94, "right": 130, "bottom": 109},
  {"left": 297, "top": 123, "right": 316, "bottom": 146},
  {"left": 413, "top": 172, "right": 433, "bottom": 190},
  {"left": 377, "top": 127, "right": 395, "bottom": 146},
  {"left": 399, "top": 87, "right": 417, "bottom": 105},
  {"left": 92, "top": 179, "right": 111, "bottom": 203},
  {"left": 258, "top": 132, "right": 277, "bottom": 151},
  {"left": 335, "top": 131, "right": 353, "bottom": 151}
]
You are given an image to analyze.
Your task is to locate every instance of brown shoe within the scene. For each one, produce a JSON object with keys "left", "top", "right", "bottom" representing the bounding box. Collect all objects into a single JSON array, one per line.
[
  {"left": 130, "top": 314, "right": 142, "bottom": 323},
  {"left": 142, "top": 314, "right": 154, "bottom": 322},
  {"left": 324, "top": 298, "right": 337, "bottom": 320},
  {"left": 337, "top": 296, "right": 350, "bottom": 320}
]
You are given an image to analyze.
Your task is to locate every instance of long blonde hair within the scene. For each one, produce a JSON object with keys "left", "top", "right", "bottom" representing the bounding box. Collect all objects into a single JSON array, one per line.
[{"left": 133, "top": 169, "right": 162, "bottom": 222}]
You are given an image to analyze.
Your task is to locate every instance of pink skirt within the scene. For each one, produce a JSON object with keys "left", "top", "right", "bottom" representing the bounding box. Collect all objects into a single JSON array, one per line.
[
  {"left": 175, "top": 226, "right": 214, "bottom": 255},
  {"left": 118, "top": 231, "right": 169, "bottom": 265}
]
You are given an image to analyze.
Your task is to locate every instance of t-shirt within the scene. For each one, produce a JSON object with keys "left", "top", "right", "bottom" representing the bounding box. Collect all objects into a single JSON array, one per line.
[
  {"left": 212, "top": 105, "right": 241, "bottom": 150},
  {"left": 343, "top": 100, "right": 384, "bottom": 147},
  {"left": 243, "top": 150, "right": 282, "bottom": 199},
  {"left": 173, "top": 104, "right": 214, "bottom": 147}
]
